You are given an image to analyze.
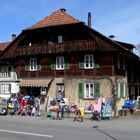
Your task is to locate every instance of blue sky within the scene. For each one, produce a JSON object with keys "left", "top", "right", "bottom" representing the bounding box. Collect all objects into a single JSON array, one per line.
[{"left": 0, "top": 0, "right": 140, "bottom": 49}]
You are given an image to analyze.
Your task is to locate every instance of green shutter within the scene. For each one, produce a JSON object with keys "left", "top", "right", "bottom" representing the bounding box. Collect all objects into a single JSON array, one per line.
[
  {"left": 25, "top": 60, "right": 29, "bottom": 71},
  {"left": 94, "top": 82, "right": 100, "bottom": 99},
  {"left": 116, "top": 83, "right": 120, "bottom": 99},
  {"left": 51, "top": 58, "right": 56, "bottom": 70},
  {"left": 78, "top": 83, "right": 84, "bottom": 99},
  {"left": 79, "top": 56, "right": 84, "bottom": 69},
  {"left": 123, "top": 57, "right": 125, "bottom": 70},
  {"left": 37, "top": 59, "right": 41, "bottom": 70},
  {"left": 64, "top": 57, "right": 69, "bottom": 69},
  {"left": 126, "top": 83, "right": 129, "bottom": 97},
  {"left": 117, "top": 55, "right": 120, "bottom": 69},
  {"left": 37, "top": 64, "right": 41, "bottom": 70},
  {"left": 94, "top": 56, "right": 100, "bottom": 68},
  {"left": 120, "top": 83, "right": 124, "bottom": 98},
  {"left": 25, "top": 65, "right": 29, "bottom": 71}
]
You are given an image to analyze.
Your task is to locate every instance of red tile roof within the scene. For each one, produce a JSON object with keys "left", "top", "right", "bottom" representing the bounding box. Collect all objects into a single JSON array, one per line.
[
  {"left": 27, "top": 9, "right": 81, "bottom": 30},
  {"left": 0, "top": 42, "right": 11, "bottom": 52}
]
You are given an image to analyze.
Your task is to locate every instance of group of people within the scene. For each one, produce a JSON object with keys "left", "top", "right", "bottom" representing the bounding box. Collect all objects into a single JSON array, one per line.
[
  {"left": 49, "top": 90, "right": 103, "bottom": 122},
  {"left": 6, "top": 94, "right": 41, "bottom": 116},
  {"left": 73, "top": 99, "right": 102, "bottom": 122},
  {"left": 8, "top": 90, "right": 108, "bottom": 122}
]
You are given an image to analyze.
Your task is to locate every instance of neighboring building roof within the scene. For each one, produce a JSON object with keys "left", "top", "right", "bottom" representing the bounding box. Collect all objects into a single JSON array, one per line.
[
  {"left": 26, "top": 8, "right": 81, "bottom": 30},
  {"left": 0, "top": 42, "right": 11, "bottom": 52},
  {"left": 115, "top": 41, "right": 135, "bottom": 51}
]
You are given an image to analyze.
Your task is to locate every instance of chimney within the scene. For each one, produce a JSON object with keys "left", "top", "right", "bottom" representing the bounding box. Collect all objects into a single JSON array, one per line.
[
  {"left": 60, "top": 8, "right": 66, "bottom": 12},
  {"left": 88, "top": 12, "right": 91, "bottom": 28},
  {"left": 109, "top": 35, "right": 115, "bottom": 39},
  {"left": 12, "top": 34, "right": 16, "bottom": 40}
]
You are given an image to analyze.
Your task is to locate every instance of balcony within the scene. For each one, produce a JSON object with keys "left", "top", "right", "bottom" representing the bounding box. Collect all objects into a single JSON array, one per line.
[{"left": 15, "top": 40, "right": 97, "bottom": 57}]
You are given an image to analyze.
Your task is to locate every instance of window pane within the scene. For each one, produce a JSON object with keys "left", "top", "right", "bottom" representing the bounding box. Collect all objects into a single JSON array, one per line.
[
  {"left": 58, "top": 36, "right": 63, "bottom": 43},
  {"left": 0, "top": 83, "right": 10, "bottom": 94},
  {"left": 56, "top": 57, "right": 64, "bottom": 70},
  {"left": 86, "top": 84, "right": 89, "bottom": 97},
  {"left": 84, "top": 55, "right": 93, "bottom": 68},
  {"left": 90, "top": 84, "right": 94, "bottom": 97},
  {"left": 84, "top": 83, "right": 94, "bottom": 98},
  {"left": 30, "top": 58, "right": 37, "bottom": 71}
]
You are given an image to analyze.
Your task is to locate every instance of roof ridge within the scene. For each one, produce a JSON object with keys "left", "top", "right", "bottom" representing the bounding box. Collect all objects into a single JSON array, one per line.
[{"left": 26, "top": 9, "right": 81, "bottom": 30}]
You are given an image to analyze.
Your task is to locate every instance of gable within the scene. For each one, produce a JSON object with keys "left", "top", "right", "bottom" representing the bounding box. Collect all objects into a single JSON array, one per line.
[
  {"left": 0, "top": 9, "right": 138, "bottom": 61},
  {"left": 26, "top": 9, "right": 81, "bottom": 30}
]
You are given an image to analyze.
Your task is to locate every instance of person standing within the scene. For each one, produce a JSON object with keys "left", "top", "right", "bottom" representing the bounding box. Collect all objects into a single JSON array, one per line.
[
  {"left": 91, "top": 98, "right": 102, "bottom": 121},
  {"left": 56, "top": 90, "right": 64, "bottom": 119},
  {"left": 56, "top": 90, "right": 63, "bottom": 102},
  {"left": 34, "top": 97, "right": 40, "bottom": 116}
]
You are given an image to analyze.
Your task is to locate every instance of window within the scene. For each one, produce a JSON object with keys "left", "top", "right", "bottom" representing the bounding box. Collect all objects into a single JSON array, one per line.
[
  {"left": 0, "top": 83, "right": 10, "bottom": 94},
  {"left": 78, "top": 82, "right": 100, "bottom": 99},
  {"left": 29, "top": 58, "right": 37, "bottom": 71},
  {"left": 116, "top": 83, "right": 128, "bottom": 98},
  {"left": 56, "top": 56, "right": 64, "bottom": 70},
  {"left": 79, "top": 54, "right": 99, "bottom": 69},
  {"left": 29, "top": 42, "right": 32, "bottom": 46},
  {"left": 84, "top": 55, "right": 94, "bottom": 69},
  {"left": 117, "top": 55, "right": 125, "bottom": 70},
  {"left": 58, "top": 35, "right": 63, "bottom": 43},
  {"left": 56, "top": 83, "right": 65, "bottom": 98},
  {"left": 25, "top": 58, "right": 41, "bottom": 71},
  {"left": 0, "top": 66, "right": 10, "bottom": 77},
  {"left": 84, "top": 83, "right": 94, "bottom": 98}
]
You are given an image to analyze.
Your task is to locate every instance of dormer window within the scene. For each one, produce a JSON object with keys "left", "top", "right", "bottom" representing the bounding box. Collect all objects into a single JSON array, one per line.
[
  {"left": 58, "top": 35, "right": 63, "bottom": 43},
  {"left": 29, "top": 42, "right": 32, "bottom": 46}
]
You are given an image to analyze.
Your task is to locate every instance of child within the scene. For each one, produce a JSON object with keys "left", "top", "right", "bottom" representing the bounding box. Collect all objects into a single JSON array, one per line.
[
  {"left": 73, "top": 107, "right": 84, "bottom": 122},
  {"left": 79, "top": 108, "right": 84, "bottom": 122},
  {"left": 31, "top": 107, "right": 36, "bottom": 116}
]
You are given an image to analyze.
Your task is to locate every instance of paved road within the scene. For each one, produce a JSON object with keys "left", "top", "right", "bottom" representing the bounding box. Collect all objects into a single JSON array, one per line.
[{"left": 0, "top": 115, "right": 140, "bottom": 140}]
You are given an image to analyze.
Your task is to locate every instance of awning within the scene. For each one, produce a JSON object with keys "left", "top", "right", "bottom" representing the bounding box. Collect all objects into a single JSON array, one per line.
[{"left": 19, "top": 78, "right": 53, "bottom": 87}]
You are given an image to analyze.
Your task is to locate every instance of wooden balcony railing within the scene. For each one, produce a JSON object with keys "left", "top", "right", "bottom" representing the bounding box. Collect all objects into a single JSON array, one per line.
[{"left": 15, "top": 40, "right": 97, "bottom": 57}]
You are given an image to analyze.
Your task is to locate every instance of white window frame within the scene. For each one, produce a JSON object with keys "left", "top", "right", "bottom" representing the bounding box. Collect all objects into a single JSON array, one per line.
[
  {"left": 58, "top": 35, "right": 63, "bottom": 43},
  {"left": 0, "top": 66, "right": 10, "bottom": 77},
  {"left": 0, "top": 83, "right": 10, "bottom": 94},
  {"left": 56, "top": 56, "right": 64, "bottom": 70},
  {"left": 29, "top": 58, "right": 37, "bottom": 71},
  {"left": 84, "top": 83, "right": 94, "bottom": 98},
  {"left": 84, "top": 55, "right": 94, "bottom": 69}
]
